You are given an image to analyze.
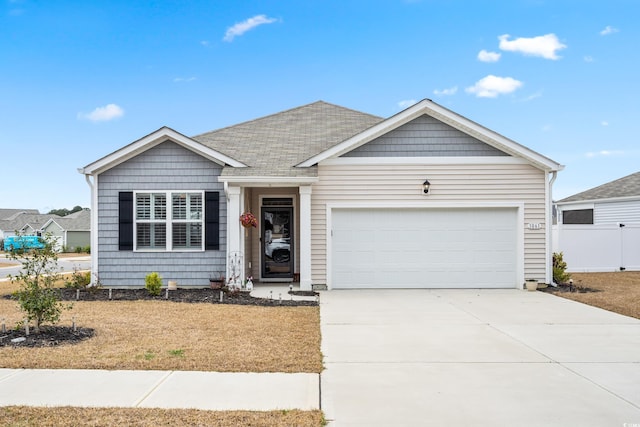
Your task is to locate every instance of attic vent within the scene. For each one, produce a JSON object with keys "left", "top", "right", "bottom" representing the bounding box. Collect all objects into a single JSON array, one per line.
[{"left": 262, "top": 198, "right": 293, "bottom": 207}]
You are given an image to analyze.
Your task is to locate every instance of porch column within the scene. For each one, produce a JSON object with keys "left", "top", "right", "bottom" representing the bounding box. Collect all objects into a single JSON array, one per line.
[
  {"left": 226, "top": 185, "right": 242, "bottom": 280},
  {"left": 299, "top": 185, "right": 312, "bottom": 290}
]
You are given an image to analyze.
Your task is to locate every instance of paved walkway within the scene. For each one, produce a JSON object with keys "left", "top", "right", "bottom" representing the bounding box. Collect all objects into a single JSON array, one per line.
[
  {"left": 0, "top": 369, "right": 318, "bottom": 410},
  {"left": 320, "top": 289, "right": 640, "bottom": 426}
]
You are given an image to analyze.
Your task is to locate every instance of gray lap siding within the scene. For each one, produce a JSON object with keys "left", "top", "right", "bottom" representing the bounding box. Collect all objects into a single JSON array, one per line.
[{"left": 97, "top": 141, "right": 226, "bottom": 287}]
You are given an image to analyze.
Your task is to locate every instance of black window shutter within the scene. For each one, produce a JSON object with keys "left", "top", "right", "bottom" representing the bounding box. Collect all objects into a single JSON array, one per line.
[
  {"left": 118, "top": 192, "right": 134, "bottom": 251},
  {"left": 205, "top": 191, "right": 220, "bottom": 250}
]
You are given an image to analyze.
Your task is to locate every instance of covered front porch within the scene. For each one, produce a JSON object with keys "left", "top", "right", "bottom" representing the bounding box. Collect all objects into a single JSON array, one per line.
[{"left": 224, "top": 183, "right": 313, "bottom": 291}]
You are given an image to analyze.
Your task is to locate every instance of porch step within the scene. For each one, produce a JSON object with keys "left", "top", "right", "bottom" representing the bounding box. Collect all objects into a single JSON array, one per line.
[{"left": 312, "top": 284, "right": 327, "bottom": 291}]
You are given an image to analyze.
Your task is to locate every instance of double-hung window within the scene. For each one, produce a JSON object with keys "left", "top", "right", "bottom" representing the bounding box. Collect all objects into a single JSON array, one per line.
[{"left": 134, "top": 191, "right": 203, "bottom": 250}]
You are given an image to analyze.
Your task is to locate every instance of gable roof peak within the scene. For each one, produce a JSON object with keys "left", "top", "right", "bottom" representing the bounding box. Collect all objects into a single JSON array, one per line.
[{"left": 298, "top": 98, "right": 563, "bottom": 172}]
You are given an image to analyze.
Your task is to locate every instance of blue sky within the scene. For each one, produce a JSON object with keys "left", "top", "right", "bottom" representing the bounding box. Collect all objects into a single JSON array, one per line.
[{"left": 2, "top": 0, "right": 639, "bottom": 212}]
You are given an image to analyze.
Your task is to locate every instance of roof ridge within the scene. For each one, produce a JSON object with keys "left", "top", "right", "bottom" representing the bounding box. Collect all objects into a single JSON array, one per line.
[{"left": 191, "top": 101, "right": 382, "bottom": 139}]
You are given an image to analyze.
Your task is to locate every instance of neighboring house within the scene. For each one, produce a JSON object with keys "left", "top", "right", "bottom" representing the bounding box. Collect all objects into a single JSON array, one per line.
[
  {"left": 0, "top": 212, "right": 59, "bottom": 245},
  {"left": 79, "top": 99, "right": 563, "bottom": 290},
  {"left": 40, "top": 209, "right": 91, "bottom": 252},
  {"left": 0, "top": 209, "right": 39, "bottom": 243},
  {"left": 554, "top": 171, "right": 640, "bottom": 272}
]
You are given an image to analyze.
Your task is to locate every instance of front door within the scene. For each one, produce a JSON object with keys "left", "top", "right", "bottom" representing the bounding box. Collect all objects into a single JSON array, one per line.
[{"left": 261, "top": 205, "right": 294, "bottom": 280}]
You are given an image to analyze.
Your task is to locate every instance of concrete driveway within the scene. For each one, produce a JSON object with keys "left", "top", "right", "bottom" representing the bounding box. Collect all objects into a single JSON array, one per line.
[{"left": 320, "top": 289, "right": 640, "bottom": 426}]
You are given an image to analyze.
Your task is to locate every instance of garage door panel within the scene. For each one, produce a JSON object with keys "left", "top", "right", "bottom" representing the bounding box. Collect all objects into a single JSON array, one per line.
[{"left": 332, "top": 208, "right": 517, "bottom": 289}]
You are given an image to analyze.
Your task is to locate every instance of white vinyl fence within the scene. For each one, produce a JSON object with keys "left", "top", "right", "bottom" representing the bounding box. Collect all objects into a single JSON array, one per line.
[{"left": 552, "top": 223, "right": 640, "bottom": 272}]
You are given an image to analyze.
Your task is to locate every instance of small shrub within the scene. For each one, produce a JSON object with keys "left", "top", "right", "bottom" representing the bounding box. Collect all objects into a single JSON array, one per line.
[
  {"left": 553, "top": 252, "right": 571, "bottom": 284},
  {"left": 83, "top": 246, "right": 91, "bottom": 254},
  {"left": 145, "top": 272, "right": 163, "bottom": 296},
  {"left": 7, "top": 233, "right": 71, "bottom": 333},
  {"left": 64, "top": 269, "right": 92, "bottom": 289},
  {"left": 75, "top": 246, "right": 83, "bottom": 253}
]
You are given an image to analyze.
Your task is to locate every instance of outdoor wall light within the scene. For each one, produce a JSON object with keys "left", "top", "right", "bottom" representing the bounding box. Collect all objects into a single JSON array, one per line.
[{"left": 423, "top": 179, "right": 431, "bottom": 194}]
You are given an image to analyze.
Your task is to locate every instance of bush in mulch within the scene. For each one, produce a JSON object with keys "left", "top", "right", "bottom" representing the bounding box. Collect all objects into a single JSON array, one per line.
[
  {"left": 540, "top": 284, "right": 601, "bottom": 294},
  {"left": 0, "top": 326, "right": 94, "bottom": 348}
]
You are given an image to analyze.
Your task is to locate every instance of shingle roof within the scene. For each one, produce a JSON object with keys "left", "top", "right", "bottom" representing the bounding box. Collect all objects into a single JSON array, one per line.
[
  {"left": 46, "top": 209, "right": 91, "bottom": 231},
  {"left": 0, "top": 209, "right": 39, "bottom": 220},
  {"left": 0, "top": 213, "right": 61, "bottom": 234},
  {"left": 192, "top": 101, "right": 383, "bottom": 178},
  {"left": 558, "top": 171, "right": 640, "bottom": 203}
]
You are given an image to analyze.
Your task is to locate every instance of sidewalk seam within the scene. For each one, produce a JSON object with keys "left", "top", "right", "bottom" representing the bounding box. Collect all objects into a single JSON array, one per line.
[{"left": 133, "top": 370, "right": 174, "bottom": 407}]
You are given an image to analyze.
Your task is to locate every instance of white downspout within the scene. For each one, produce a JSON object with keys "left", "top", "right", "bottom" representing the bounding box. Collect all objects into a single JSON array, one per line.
[
  {"left": 546, "top": 171, "right": 558, "bottom": 286},
  {"left": 80, "top": 170, "right": 98, "bottom": 286}
]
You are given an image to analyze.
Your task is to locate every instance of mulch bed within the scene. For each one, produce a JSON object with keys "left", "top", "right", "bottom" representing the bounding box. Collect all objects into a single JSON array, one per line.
[
  {"left": 0, "top": 326, "right": 94, "bottom": 348},
  {"left": 3, "top": 288, "right": 318, "bottom": 307},
  {"left": 539, "top": 284, "right": 601, "bottom": 294}
]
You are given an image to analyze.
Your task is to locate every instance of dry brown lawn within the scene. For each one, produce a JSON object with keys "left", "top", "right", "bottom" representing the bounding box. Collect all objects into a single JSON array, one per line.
[
  {"left": 549, "top": 271, "right": 640, "bottom": 319},
  {"left": 0, "top": 279, "right": 322, "bottom": 373},
  {"left": 0, "top": 278, "right": 324, "bottom": 425},
  {"left": 0, "top": 407, "right": 325, "bottom": 427}
]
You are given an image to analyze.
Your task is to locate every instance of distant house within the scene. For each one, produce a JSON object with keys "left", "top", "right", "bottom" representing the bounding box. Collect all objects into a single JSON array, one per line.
[
  {"left": 40, "top": 209, "right": 91, "bottom": 251},
  {"left": 0, "top": 211, "right": 54, "bottom": 245},
  {"left": 0, "top": 209, "right": 90, "bottom": 252},
  {"left": 554, "top": 171, "right": 640, "bottom": 272},
  {"left": 0, "top": 209, "right": 40, "bottom": 238},
  {"left": 80, "top": 99, "right": 563, "bottom": 289}
]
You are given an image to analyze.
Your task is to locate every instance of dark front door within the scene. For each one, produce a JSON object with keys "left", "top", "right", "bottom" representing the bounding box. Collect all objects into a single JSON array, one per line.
[{"left": 261, "top": 206, "right": 294, "bottom": 279}]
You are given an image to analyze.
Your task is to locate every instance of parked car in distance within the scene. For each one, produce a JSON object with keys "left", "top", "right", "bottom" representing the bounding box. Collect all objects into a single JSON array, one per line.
[{"left": 265, "top": 238, "right": 290, "bottom": 263}]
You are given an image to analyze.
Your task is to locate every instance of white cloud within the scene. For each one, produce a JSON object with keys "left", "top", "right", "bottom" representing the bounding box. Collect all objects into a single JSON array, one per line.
[
  {"left": 600, "top": 26, "right": 619, "bottom": 36},
  {"left": 520, "top": 91, "right": 542, "bottom": 102},
  {"left": 542, "top": 124, "right": 553, "bottom": 132},
  {"left": 77, "top": 104, "right": 124, "bottom": 122},
  {"left": 477, "top": 50, "right": 501, "bottom": 62},
  {"left": 465, "top": 75, "right": 522, "bottom": 98},
  {"left": 173, "top": 77, "right": 197, "bottom": 83},
  {"left": 200, "top": 40, "right": 210, "bottom": 47},
  {"left": 397, "top": 99, "right": 417, "bottom": 109},
  {"left": 498, "top": 33, "right": 567, "bottom": 60},
  {"left": 585, "top": 150, "right": 623, "bottom": 158},
  {"left": 433, "top": 86, "right": 458, "bottom": 96},
  {"left": 601, "top": 121, "right": 609, "bottom": 126},
  {"left": 584, "top": 55, "right": 594, "bottom": 62},
  {"left": 223, "top": 15, "right": 278, "bottom": 42}
]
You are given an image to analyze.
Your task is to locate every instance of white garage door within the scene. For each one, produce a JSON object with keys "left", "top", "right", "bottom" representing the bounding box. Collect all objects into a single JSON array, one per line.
[{"left": 331, "top": 208, "right": 518, "bottom": 289}]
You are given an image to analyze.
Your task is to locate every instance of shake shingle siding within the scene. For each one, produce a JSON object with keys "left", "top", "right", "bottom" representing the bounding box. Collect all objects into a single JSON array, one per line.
[
  {"left": 97, "top": 141, "right": 226, "bottom": 287},
  {"left": 342, "top": 115, "right": 508, "bottom": 158}
]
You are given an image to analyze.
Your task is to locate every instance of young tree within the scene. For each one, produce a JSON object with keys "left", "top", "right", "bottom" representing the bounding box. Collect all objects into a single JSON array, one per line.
[{"left": 7, "top": 233, "right": 71, "bottom": 333}]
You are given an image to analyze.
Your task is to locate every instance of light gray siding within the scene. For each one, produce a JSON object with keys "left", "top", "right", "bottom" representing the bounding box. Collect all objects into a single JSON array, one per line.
[
  {"left": 342, "top": 115, "right": 508, "bottom": 157},
  {"left": 97, "top": 141, "right": 226, "bottom": 287}
]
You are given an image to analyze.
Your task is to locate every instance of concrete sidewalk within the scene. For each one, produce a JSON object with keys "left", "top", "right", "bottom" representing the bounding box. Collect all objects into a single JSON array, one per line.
[{"left": 0, "top": 369, "right": 319, "bottom": 410}]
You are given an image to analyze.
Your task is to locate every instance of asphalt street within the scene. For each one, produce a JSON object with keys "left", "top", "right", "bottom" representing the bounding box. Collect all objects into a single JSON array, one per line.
[{"left": 0, "top": 256, "right": 91, "bottom": 280}]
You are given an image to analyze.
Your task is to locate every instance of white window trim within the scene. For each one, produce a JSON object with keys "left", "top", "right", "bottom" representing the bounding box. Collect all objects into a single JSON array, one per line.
[{"left": 133, "top": 190, "right": 205, "bottom": 252}]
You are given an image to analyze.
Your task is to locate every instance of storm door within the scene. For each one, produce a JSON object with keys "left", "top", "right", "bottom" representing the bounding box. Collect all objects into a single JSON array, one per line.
[{"left": 261, "top": 199, "right": 294, "bottom": 280}]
